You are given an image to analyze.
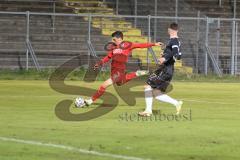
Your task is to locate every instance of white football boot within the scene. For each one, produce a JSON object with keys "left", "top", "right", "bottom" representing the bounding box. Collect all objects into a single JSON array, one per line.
[
  {"left": 138, "top": 111, "right": 152, "bottom": 117},
  {"left": 136, "top": 70, "right": 149, "bottom": 77},
  {"left": 176, "top": 101, "right": 183, "bottom": 115},
  {"left": 84, "top": 99, "right": 93, "bottom": 106}
]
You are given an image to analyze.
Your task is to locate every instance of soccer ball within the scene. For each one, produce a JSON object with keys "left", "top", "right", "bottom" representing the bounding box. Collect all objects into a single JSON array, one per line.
[{"left": 74, "top": 97, "right": 85, "bottom": 108}]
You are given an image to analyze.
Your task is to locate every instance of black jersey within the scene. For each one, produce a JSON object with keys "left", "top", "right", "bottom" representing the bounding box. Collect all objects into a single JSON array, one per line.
[
  {"left": 147, "top": 38, "right": 180, "bottom": 90},
  {"left": 162, "top": 38, "right": 182, "bottom": 66}
]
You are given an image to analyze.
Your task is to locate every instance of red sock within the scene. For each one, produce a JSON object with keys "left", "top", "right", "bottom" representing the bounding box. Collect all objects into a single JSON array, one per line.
[{"left": 92, "top": 86, "right": 106, "bottom": 101}]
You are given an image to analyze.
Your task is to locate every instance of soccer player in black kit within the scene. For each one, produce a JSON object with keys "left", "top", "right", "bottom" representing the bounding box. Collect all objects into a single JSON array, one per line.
[{"left": 139, "top": 23, "right": 183, "bottom": 117}]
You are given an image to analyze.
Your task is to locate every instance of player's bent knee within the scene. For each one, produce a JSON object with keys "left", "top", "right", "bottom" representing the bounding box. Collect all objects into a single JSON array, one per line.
[
  {"left": 116, "top": 82, "right": 123, "bottom": 86},
  {"left": 153, "top": 89, "right": 162, "bottom": 97}
]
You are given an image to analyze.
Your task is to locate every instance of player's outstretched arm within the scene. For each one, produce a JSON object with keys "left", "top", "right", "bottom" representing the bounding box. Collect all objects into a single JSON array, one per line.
[
  {"left": 131, "top": 42, "right": 163, "bottom": 49},
  {"left": 155, "top": 42, "right": 164, "bottom": 46},
  {"left": 94, "top": 51, "right": 113, "bottom": 70}
]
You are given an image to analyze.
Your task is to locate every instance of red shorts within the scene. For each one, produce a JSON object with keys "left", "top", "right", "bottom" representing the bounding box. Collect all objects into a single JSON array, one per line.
[{"left": 111, "top": 68, "right": 137, "bottom": 86}]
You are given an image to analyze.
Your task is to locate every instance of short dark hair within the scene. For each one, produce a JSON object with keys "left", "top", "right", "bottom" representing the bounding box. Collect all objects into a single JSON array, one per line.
[
  {"left": 169, "top": 23, "right": 178, "bottom": 30},
  {"left": 112, "top": 31, "right": 123, "bottom": 39}
]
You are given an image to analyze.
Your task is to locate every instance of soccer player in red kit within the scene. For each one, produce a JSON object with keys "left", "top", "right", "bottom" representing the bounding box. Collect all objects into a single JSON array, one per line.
[{"left": 75, "top": 31, "right": 162, "bottom": 107}]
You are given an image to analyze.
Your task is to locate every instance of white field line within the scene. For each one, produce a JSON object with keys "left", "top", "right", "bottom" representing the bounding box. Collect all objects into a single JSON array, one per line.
[{"left": 0, "top": 136, "right": 150, "bottom": 160}]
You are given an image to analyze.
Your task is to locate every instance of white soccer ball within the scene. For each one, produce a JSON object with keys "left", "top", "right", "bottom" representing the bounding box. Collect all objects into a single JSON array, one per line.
[{"left": 74, "top": 97, "right": 85, "bottom": 108}]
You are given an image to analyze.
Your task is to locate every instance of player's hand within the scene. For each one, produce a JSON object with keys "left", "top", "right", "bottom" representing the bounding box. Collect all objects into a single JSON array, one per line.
[
  {"left": 93, "top": 64, "right": 100, "bottom": 70},
  {"left": 160, "top": 43, "right": 166, "bottom": 50},
  {"left": 155, "top": 42, "right": 164, "bottom": 46},
  {"left": 159, "top": 57, "right": 166, "bottom": 64},
  {"left": 160, "top": 52, "right": 164, "bottom": 57}
]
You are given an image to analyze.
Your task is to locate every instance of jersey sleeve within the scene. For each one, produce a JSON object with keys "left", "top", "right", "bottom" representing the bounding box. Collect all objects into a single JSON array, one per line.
[
  {"left": 98, "top": 51, "right": 113, "bottom": 65},
  {"left": 131, "top": 42, "right": 155, "bottom": 49},
  {"left": 171, "top": 40, "right": 181, "bottom": 60},
  {"left": 163, "top": 39, "right": 181, "bottom": 61}
]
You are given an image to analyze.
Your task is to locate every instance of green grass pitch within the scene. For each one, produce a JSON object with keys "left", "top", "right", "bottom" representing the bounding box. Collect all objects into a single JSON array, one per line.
[{"left": 0, "top": 80, "right": 240, "bottom": 160}]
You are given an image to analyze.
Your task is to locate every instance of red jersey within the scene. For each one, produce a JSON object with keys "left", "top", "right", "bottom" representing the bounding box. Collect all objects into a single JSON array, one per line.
[{"left": 99, "top": 42, "right": 155, "bottom": 70}]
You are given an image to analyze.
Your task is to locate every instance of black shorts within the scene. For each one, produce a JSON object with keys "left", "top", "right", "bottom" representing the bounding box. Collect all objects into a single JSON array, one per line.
[{"left": 146, "top": 65, "right": 174, "bottom": 92}]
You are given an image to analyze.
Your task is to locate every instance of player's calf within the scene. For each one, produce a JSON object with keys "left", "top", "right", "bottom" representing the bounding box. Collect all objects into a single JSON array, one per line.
[{"left": 138, "top": 85, "right": 153, "bottom": 117}]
